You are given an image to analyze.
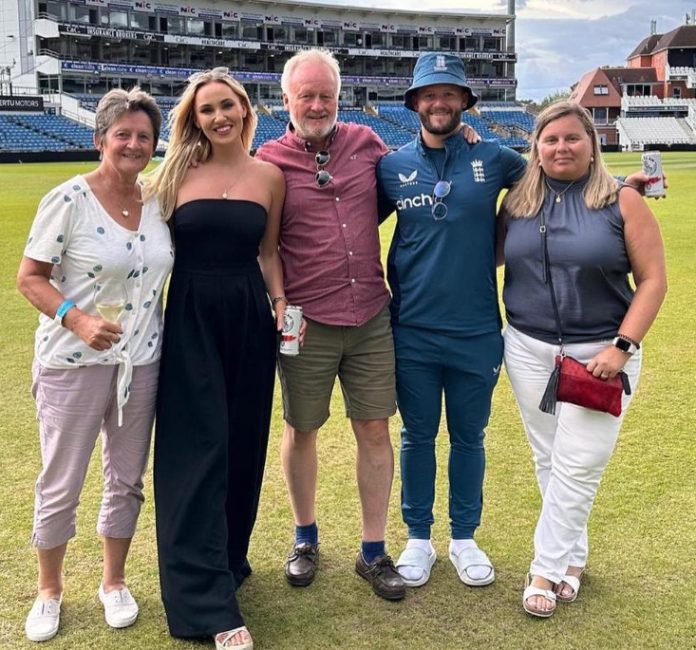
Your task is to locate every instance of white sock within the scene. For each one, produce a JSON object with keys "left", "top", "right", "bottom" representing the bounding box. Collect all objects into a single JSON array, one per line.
[
  {"left": 449, "top": 538, "right": 477, "bottom": 555},
  {"left": 449, "top": 538, "right": 492, "bottom": 582},
  {"left": 397, "top": 538, "right": 434, "bottom": 582}
]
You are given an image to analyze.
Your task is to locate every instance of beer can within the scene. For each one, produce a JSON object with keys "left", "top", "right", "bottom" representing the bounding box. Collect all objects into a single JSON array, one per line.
[
  {"left": 280, "top": 305, "right": 302, "bottom": 356},
  {"left": 641, "top": 150, "right": 666, "bottom": 198}
]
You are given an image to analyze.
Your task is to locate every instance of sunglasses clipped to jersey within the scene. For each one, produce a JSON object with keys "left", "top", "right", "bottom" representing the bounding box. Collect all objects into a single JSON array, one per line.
[{"left": 432, "top": 180, "right": 451, "bottom": 220}]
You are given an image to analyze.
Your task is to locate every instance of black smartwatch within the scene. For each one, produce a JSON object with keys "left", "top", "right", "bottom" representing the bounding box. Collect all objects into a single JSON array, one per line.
[{"left": 612, "top": 335, "right": 639, "bottom": 355}]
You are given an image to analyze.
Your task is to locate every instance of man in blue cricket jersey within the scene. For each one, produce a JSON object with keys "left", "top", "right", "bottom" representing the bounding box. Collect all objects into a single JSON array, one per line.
[{"left": 377, "top": 52, "right": 526, "bottom": 589}]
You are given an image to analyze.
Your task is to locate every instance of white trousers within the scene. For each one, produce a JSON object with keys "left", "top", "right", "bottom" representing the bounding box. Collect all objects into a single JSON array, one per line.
[{"left": 503, "top": 325, "right": 641, "bottom": 584}]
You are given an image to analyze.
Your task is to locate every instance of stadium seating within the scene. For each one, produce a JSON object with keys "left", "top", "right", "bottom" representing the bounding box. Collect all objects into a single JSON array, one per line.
[
  {"left": 12, "top": 114, "right": 94, "bottom": 149},
  {"left": 337, "top": 109, "right": 413, "bottom": 147},
  {"left": 0, "top": 115, "right": 84, "bottom": 152},
  {"left": 0, "top": 95, "right": 532, "bottom": 154},
  {"left": 253, "top": 113, "right": 286, "bottom": 150},
  {"left": 481, "top": 110, "right": 535, "bottom": 133},
  {"left": 617, "top": 116, "right": 696, "bottom": 147}
]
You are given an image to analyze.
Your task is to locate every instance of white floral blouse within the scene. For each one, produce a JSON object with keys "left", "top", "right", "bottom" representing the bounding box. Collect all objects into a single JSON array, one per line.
[{"left": 24, "top": 175, "right": 173, "bottom": 418}]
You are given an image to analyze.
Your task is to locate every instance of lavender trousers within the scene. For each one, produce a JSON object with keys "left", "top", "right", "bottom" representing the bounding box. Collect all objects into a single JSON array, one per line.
[{"left": 31, "top": 361, "right": 158, "bottom": 549}]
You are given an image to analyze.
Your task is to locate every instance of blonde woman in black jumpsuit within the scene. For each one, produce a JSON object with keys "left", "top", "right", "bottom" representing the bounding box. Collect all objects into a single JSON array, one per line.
[{"left": 144, "top": 68, "right": 286, "bottom": 650}]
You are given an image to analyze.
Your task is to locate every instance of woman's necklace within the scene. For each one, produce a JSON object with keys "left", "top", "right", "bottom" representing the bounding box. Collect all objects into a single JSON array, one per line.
[
  {"left": 545, "top": 178, "right": 576, "bottom": 203},
  {"left": 119, "top": 186, "right": 140, "bottom": 217},
  {"left": 221, "top": 176, "right": 242, "bottom": 199}
]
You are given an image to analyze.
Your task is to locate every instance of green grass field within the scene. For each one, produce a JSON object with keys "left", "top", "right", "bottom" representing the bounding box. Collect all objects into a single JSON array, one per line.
[{"left": 1, "top": 153, "right": 695, "bottom": 649}]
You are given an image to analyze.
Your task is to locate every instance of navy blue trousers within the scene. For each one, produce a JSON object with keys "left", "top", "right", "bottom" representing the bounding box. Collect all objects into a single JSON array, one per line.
[{"left": 394, "top": 326, "right": 503, "bottom": 540}]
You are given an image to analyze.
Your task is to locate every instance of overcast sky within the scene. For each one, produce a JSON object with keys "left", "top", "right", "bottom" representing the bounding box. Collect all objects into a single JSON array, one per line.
[{"left": 304, "top": 0, "right": 694, "bottom": 100}]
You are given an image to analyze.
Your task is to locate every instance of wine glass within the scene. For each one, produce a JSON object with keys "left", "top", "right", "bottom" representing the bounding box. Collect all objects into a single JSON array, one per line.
[{"left": 93, "top": 280, "right": 128, "bottom": 322}]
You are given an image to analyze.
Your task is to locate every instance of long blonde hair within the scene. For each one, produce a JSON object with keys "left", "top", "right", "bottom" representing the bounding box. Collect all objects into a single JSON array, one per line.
[
  {"left": 143, "top": 68, "right": 257, "bottom": 220},
  {"left": 503, "top": 101, "right": 618, "bottom": 218}
]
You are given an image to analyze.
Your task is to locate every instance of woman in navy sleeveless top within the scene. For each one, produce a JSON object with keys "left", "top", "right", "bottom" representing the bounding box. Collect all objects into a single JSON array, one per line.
[
  {"left": 499, "top": 102, "right": 666, "bottom": 618},
  {"left": 145, "top": 68, "right": 286, "bottom": 649}
]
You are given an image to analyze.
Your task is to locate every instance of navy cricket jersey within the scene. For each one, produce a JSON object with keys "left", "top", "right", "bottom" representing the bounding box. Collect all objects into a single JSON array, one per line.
[{"left": 377, "top": 133, "right": 526, "bottom": 336}]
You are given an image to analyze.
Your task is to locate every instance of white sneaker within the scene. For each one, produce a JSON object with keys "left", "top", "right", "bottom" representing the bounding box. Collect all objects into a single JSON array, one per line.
[
  {"left": 98, "top": 584, "right": 139, "bottom": 629},
  {"left": 25, "top": 595, "right": 62, "bottom": 642}
]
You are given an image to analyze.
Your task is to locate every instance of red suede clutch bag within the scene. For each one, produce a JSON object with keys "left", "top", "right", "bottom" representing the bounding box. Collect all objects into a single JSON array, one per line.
[{"left": 539, "top": 355, "right": 631, "bottom": 418}]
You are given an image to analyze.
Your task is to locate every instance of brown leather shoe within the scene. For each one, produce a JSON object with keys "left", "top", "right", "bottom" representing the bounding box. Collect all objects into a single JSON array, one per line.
[
  {"left": 355, "top": 553, "right": 406, "bottom": 601},
  {"left": 285, "top": 543, "right": 318, "bottom": 587}
]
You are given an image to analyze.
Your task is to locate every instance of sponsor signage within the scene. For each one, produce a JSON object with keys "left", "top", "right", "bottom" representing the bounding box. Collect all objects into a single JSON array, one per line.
[
  {"left": 162, "top": 33, "right": 260, "bottom": 49},
  {"left": 63, "top": 60, "right": 188, "bottom": 78},
  {"left": 0, "top": 96, "right": 44, "bottom": 112},
  {"left": 58, "top": 23, "right": 513, "bottom": 64},
  {"left": 61, "top": 22, "right": 163, "bottom": 42},
  {"left": 464, "top": 51, "right": 517, "bottom": 61},
  {"left": 60, "top": 59, "right": 517, "bottom": 89},
  {"left": 152, "top": 2, "right": 179, "bottom": 16},
  {"left": 470, "top": 77, "right": 517, "bottom": 86}
]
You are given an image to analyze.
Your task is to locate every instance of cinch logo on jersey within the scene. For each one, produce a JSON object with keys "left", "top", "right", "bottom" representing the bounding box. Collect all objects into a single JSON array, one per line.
[
  {"left": 398, "top": 170, "right": 418, "bottom": 187},
  {"left": 396, "top": 193, "right": 434, "bottom": 211}
]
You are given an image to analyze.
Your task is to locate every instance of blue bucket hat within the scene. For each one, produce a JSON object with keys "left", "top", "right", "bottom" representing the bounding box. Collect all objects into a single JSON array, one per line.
[{"left": 404, "top": 52, "right": 478, "bottom": 112}]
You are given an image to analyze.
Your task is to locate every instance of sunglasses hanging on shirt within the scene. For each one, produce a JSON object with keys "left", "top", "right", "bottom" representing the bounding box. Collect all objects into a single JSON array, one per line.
[
  {"left": 315, "top": 150, "right": 333, "bottom": 188},
  {"left": 432, "top": 180, "right": 452, "bottom": 221}
]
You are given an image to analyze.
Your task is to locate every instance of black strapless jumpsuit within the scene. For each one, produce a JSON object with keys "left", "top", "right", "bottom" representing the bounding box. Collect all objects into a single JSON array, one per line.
[{"left": 154, "top": 199, "right": 276, "bottom": 637}]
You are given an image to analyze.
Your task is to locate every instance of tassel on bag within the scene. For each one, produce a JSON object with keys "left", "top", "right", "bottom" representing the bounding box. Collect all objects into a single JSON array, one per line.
[{"left": 539, "top": 356, "right": 562, "bottom": 415}]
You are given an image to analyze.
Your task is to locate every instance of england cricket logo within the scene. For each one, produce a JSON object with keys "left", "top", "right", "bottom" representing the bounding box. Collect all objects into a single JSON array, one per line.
[
  {"left": 471, "top": 159, "right": 486, "bottom": 183},
  {"left": 434, "top": 55, "right": 447, "bottom": 71}
]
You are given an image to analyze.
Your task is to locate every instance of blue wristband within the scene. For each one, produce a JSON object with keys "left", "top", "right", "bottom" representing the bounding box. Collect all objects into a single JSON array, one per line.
[{"left": 55, "top": 299, "right": 75, "bottom": 325}]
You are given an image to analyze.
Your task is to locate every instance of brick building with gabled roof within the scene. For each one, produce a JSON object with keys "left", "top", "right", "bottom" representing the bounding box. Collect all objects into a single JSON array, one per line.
[
  {"left": 570, "top": 66, "right": 659, "bottom": 144},
  {"left": 570, "top": 23, "right": 696, "bottom": 146},
  {"left": 626, "top": 24, "right": 696, "bottom": 99}
]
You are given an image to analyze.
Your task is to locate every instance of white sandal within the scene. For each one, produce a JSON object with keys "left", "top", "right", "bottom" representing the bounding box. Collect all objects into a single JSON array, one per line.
[
  {"left": 523, "top": 574, "right": 557, "bottom": 618},
  {"left": 448, "top": 544, "right": 495, "bottom": 586},
  {"left": 395, "top": 546, "right": 437, "bottom": 587},
  {"left": 215, "top": 626, "right": 253, "bottom": 650},
  {"left": 556, "top": 572, "right": 582, "bottom": 603}
]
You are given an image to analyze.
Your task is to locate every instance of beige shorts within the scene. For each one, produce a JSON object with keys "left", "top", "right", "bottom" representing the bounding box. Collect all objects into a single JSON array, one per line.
[{"left": 277, "top": 304, "right": 397, "bottom": 432}]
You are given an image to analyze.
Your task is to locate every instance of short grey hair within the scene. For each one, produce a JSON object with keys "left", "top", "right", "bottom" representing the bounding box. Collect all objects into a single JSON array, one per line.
[
  {"left": 94, "top": 87, "right": 162, "bottom": 153},
  {"left": 280, "top": 49, "right": 341, "bottom": 96}
]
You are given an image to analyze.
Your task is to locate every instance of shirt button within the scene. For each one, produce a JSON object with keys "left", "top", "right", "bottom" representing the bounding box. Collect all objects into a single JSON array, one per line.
[
  {"left": 342, "top": 223, "right": 347, "bottom": 228},
  {"left": 335, "top": 197, "right": 340, "bottom": 202},
  {"left": 349, "top": 251, "right": 353, "bottom": 256},
  {"left": 351, "top": 278, "right": 356, "bottom": 284}
]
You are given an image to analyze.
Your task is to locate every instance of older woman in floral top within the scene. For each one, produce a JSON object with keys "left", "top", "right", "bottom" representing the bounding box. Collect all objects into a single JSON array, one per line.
[{"left": 17, "top": 88, "right": 172, "bottom": 643}]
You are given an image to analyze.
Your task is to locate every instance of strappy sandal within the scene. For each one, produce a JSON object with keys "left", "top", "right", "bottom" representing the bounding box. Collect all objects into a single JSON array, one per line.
[
  {"left": 522, "top": 573, "right": 557, "bottom": 618},
  {"left": 215, "top": 626, "right": 253, "bottom": 650},
  {"left": 556, "top": 571, "right": 583, "bottom": 603}
]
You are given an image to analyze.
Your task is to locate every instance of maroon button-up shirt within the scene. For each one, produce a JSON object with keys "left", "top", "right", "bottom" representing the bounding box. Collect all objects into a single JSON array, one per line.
[{"left": 256, "top": 121, "right": 390, "bottom": 326}]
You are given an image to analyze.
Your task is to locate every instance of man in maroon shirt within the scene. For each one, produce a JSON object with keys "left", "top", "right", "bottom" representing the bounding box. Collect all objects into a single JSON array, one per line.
[{"left": 255, "top": 49, "right": 405, "bottom": 601}]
